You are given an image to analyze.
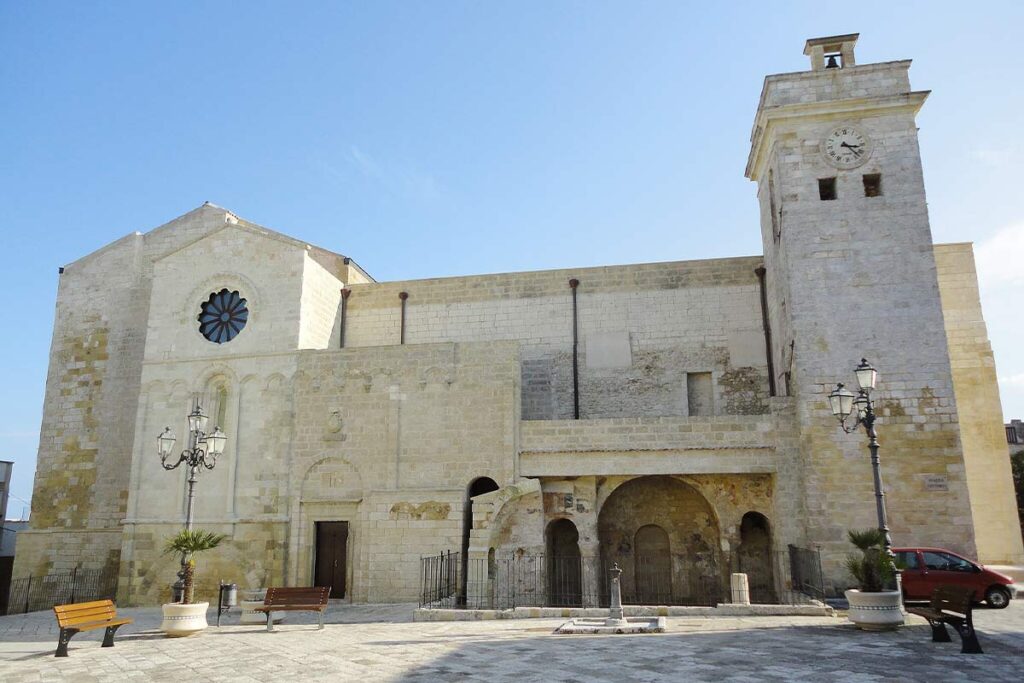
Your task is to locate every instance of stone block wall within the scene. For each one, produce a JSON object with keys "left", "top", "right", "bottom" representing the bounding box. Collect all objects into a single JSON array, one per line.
[
  {"left": 759, "top": 61, "right": 913, "bottom": 109},
  {"left": 284, "top": 341, "right": 519, "bottom": 602},
  {"left": 935, "top": 243, "right": 1024, "bottom": 563},
  {"left": 748, "top": 59, "right": 978, "bottom": 581},
  {"left": 15, "top": 204, "right": 245, "bottom": 580},
  {"left": 299, "top": 251, "right": 345, "bottom": 350},
  {"left": 341, "top": 258, "right": 770, "bottom": 421}
]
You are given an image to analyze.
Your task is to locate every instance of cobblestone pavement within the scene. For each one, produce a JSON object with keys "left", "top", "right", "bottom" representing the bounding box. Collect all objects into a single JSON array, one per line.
[{"left": 1, "top": 602, "right": 1022, "bottom": 682}]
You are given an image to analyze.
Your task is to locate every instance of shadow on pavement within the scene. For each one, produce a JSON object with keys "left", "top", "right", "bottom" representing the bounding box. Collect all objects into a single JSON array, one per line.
[{"left": 393, "top": 622, "right": 1024, "bottom": 682}]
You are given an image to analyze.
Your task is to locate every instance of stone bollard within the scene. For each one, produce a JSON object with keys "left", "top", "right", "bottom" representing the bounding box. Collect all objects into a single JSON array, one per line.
[{"left": 731, "top": 573, "right": 751, "bottom": 605}]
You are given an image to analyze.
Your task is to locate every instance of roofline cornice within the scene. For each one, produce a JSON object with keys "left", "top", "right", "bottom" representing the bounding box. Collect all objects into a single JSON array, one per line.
[{"left": 745, "top": 90, "right": 929, "bottom": 181}]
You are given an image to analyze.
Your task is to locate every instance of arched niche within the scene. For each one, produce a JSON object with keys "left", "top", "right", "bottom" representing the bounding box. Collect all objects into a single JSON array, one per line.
[
  {"left": 598, "top": 475, "right": 722, "bottom": 605},
  {"left": 545, "top": 518, "right": 582, "bottom": 606},
  {"left": 634, "top": 524, "right": 671, "bottom": 604},
  {"left": 737, "top": 511, "right": 776, "bottom": 603},
  {"left": 459, "top": 476, "right": 500, "bottom": 604}
]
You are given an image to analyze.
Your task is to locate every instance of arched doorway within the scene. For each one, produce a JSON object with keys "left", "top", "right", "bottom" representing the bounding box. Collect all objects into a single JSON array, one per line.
[
  {"left": 459, "top": 477, "right": 499, "bottom": 605},
  {"left": 634, "top": 525, "right": 671, "bottom": 604},
  {"left": 598, "top": 476, "right": 721, "bottom": 605},
  {"left": 737, "top": 511, "right": 775, "bottom": 603},
  {"left": 546, "top": 518, "right": 582, "bottom": 606}
]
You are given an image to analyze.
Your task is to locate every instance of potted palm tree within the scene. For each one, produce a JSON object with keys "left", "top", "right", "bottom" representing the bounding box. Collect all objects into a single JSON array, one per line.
[
  {"left": 160, "top": 529, "right": 226, "bottom": 637},
  {"left": 844, "top": 529, "right": 903, "bottom": 630}
]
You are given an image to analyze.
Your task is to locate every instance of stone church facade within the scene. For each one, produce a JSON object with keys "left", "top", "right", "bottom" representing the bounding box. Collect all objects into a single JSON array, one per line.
[{"left": 16, "top": 35, "right": 1024, "bottom": 606}]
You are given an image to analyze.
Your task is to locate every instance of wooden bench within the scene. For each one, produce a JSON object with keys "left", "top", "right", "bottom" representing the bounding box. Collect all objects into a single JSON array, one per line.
[
  {"left": 906, "top": 585, "right": 983, "bottom": 654},
  {"left": 52, "top": 599, "right": 133, "bottom": 657},
  {"left": 251, "top": 586, "right": 330, "bottom": 632}
]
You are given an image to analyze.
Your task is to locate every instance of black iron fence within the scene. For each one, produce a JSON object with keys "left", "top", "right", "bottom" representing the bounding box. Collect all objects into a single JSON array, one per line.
[
  {"left": 4, "top": 567, "right": 118, "bottom": 615},
  {"left": 420, "top": 547, "right": 824, "bottom": 610}
]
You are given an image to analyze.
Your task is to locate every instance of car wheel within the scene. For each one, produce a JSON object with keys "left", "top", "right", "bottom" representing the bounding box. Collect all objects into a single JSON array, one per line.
[{"left": 985, "top": 586, "right": 1011, "bottom": 609}]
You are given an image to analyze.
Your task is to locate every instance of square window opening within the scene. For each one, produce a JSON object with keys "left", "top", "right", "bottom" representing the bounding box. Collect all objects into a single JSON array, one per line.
[
  {"left": 863, "top": 173, "right": 882, "bottom": 197},
  {"left": 818, "top": 177, "right": 837, "bottom": 201}
]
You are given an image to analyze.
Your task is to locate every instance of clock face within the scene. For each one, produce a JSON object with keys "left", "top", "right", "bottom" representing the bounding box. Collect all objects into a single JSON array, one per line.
[{"left": 823, "top": 126, "right": 871, "bottom": 168}]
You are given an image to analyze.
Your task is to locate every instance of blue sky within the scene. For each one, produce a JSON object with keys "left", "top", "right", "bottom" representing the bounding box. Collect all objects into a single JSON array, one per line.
[{"left": 2, "top": 2, "right": 1023, "bottom": 515}]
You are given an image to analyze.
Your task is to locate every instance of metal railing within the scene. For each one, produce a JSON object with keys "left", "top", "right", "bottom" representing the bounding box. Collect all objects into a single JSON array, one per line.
[
  {"left": 420, "top": 547, "right": 824, "bottom": 610},
  {"left": 4, "top": 566, "right": 118, "bottom": 615},
  {"left": 420, "top": 550, "right": 460, "bottom": 609}
]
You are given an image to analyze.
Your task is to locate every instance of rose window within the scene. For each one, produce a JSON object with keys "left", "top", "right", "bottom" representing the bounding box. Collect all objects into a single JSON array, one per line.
[{"left": 198, "top": 289, "right": 248, "bottom": 343}]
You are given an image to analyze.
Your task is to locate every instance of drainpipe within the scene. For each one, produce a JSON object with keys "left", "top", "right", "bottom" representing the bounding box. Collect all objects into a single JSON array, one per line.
[
  {"left": 399, "top": 291, "right": 409, "bottom": 345},
  {"left": 569, "top": 278, "right": 580, "bottom": 419},
  {"left": 339, "top": 288, "right": 351, "bottom": 349},
  {"left": 754, "top": 266, "right": 777, "bottom": 397}
]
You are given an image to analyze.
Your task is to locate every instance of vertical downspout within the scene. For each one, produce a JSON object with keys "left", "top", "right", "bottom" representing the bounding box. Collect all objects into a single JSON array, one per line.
[
  {"left": 399, "top": 291, "right": 408, "bottom": 345},
  {"left": 754, "top": 266, "right": 777, "bottom": 397},
  {"left": 569, "top": 278, "right": 580, "bottom": 419},
  {"left": 339, "top": 288, "right": 350, "bottom": 349}
]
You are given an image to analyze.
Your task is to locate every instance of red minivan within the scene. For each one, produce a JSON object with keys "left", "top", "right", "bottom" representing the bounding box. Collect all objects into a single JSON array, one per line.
[{"left": 894, "top": 547, "right": 1018, "bottom": 609}]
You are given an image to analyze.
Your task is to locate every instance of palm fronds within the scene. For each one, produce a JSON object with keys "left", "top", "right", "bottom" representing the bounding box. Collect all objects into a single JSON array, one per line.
[{"left": 164, "top": 528, "right": 226, "bottom": 604}]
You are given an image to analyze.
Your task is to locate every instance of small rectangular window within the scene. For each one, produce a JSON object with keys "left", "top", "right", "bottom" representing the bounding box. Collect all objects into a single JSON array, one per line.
[
  {"left": 686, "top": 372, "right": 714, "bottom": 417},
  {"left": 863, "top": 173, "right": 882, "bottom": 197},
  {"left": 818, "top": 177, "right": 837, "bottom": 201}
]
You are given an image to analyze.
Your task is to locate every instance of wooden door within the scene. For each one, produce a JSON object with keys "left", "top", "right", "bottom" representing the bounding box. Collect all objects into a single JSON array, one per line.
[{"left": 314, "top": 521, "right": 348, "bottom": 599}]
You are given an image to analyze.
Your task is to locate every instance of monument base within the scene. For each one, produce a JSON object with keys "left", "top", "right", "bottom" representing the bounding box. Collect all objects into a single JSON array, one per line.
[{"left": 556, "top": 616, "right": 665, "bottom": 634}]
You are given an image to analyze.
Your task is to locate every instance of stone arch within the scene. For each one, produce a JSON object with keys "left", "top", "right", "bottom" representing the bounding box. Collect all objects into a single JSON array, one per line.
[
  {"left": 186, "top": 369, "right": 235, "bottom": 443},
  {"left": 545, "top": 518, "right": 582, "bottom": 606},
  {"left": 339, "top": 369, "right": 371, "bottom": 393},
  {"left": 300, "top": 456, "right": 364, "bottom": 502},
  {"left": 597, "top": 475, "right": 722, "bottom": 605},
  {"left": 634, "top": 524, "right": 672, "bottom": 604},
  {"left": 289, "top": 369, "right": 311, "bottom": 393},
  {"left": 459, "top": 477, "right": 500, "bottom": 604},
  {"left": 264, "top": 373, "right": 287, "bottom": 392},
  {"left": 419, "top": 365, "right": 452, "bottom": 390},
  {"left": 168, "top": 379, "right": 191, "bottom": 400},
  {"left": 737, "top": 511, "right": 775, "bottom": 603}
]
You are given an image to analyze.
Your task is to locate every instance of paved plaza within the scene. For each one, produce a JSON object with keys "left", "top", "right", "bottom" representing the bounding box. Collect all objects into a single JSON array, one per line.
[{"left": 1, "top": 602, "right": 1022, "bottom": 681}]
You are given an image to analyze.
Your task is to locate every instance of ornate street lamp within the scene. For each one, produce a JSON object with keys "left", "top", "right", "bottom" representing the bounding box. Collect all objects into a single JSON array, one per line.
[
  {"left": 828, "top": 359, "right": 897, "bottom": 578},
  {"left": 158, "top": 396, "right": 227, "bottom": 602}
]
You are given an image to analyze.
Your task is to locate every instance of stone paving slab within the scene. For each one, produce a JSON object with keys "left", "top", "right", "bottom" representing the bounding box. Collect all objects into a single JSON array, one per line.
[{"left": 1, "top": 602, "right": 1022, "bottom": 681}]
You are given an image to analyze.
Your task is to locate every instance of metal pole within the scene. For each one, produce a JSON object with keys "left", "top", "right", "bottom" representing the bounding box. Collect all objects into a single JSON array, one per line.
[
  {"left": 862, "top": 396, "right": 901, "bottom": 598},
  {"left": 569, "top": 278, "right": 580, "bottom": 420},
  {"left": 862, "top": 400, "right": 892, "bottom": 553},
  {"left": 173, "top": 417, "right": 200, "bottom": 601}
]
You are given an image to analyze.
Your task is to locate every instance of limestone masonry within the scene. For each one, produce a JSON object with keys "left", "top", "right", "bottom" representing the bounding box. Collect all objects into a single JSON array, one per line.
[{"left": 15, "top": 34, "right": 1024, "bottom": 607}]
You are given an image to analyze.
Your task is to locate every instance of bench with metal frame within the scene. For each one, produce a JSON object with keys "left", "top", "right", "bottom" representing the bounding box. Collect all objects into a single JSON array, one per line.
[
  {"left": 52, "top": 599, "right": 133, "bottom": 657},
  {"left": 905, "top": 585, "right": 983, "bottom": 654},
  {"left": 251, "top": 586, "right": 330, "bottom": 632}
]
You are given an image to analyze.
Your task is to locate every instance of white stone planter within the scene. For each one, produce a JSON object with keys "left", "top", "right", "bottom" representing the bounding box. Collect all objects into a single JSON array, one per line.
[
  {"left": 161, "top": 602, "right": 210, "bottom": 637},
  {"left": 845, "top": 589, "right": 904, "bottom": 631}
]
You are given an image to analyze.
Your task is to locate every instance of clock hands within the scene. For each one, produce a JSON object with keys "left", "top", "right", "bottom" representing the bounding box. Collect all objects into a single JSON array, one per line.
[{"left": 840, "top": 141, "right": 863, "bottom": 157}]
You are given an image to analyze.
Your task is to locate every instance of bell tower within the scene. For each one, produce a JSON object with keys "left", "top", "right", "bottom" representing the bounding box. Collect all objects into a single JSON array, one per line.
[{"left": 745, "top": 35, "right": 988, "bottom": 571}]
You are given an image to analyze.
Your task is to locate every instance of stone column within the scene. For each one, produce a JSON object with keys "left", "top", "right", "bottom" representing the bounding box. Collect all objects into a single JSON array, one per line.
[{"left": 730, "top": 573, "right": 751, "bottom": 605}]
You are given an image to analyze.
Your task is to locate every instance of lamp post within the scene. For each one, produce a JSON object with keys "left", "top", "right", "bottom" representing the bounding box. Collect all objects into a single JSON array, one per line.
[
  {"left": 157, "top": 397, "right": 227, "bottom": 602},
  {"left": 827, "top": 359, "right": 898, "bottom": 577}
]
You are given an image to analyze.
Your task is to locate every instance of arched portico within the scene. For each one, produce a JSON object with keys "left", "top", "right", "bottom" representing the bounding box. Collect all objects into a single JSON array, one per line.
[{"left": 597, "top": 475, "right": 722, "bottom": 605}]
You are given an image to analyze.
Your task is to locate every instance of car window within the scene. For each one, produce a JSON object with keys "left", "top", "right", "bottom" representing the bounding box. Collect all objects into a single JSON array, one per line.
[
  {"left": 922, "top": 551, "right": 974, "bottom": 572},
  {"left": 894, "top": 551, "right": 919, "bottom": 570}
]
